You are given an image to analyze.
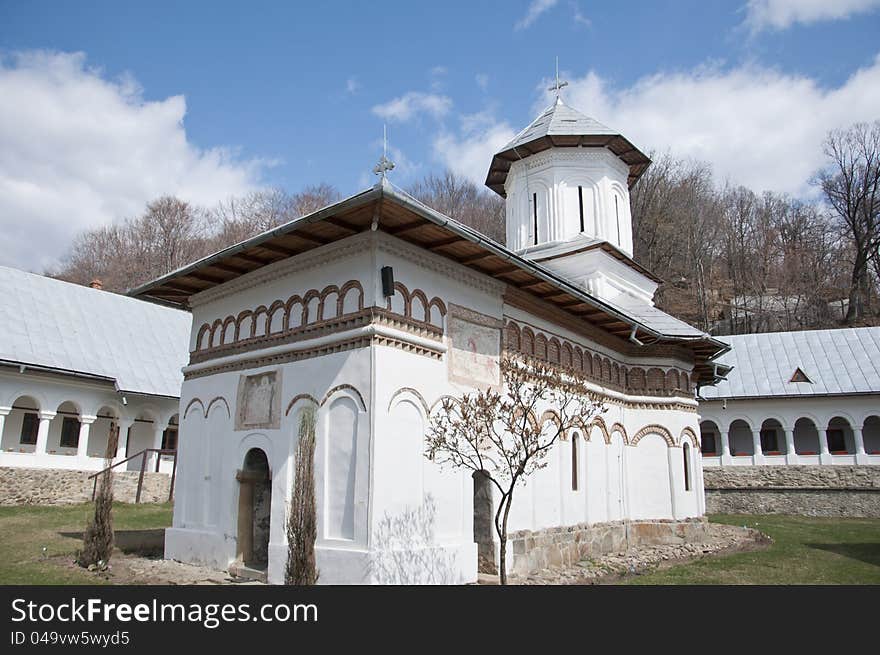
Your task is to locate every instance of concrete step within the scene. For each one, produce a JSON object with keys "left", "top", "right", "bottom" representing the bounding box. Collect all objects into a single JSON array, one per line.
[{"left": 228, "top": 561, "right": 267, "bottom": 583}]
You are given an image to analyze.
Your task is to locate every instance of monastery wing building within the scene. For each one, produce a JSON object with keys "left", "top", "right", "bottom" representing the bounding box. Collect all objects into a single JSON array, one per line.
[
  {"left": 132, "top": 97, "right": 728, "bottom": 584},
  {"left": 0, "top": 267, "right": 190, "bottom": 483},
  {"left": 699, "top": 327, "right": 880, "bottom": 466}
]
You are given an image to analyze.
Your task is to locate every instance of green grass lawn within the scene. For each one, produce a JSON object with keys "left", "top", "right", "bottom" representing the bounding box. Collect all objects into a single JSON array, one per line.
[
  {"left": 0, "top": 502, "right": 172, "bottom": 585},
  {"left": 626, "top": 514, "right": 880, "bottom": 585},
  {"left": 1, "top": 506, "right": 878, "bottom": 585}
]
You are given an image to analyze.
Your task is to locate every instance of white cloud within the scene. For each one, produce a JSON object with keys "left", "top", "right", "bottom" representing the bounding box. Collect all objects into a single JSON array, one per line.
[
  {"left": 346, "top": 77, "right": 360, "bottom": 94},
  {"left": 556, "top": 58, "right": 880, "bottom": 195},
  {"left": 515, "top": 0, "right": 558, "bottom": 31},
  {"left": 372, "top": 91, "right": 452, "bottom": 123},
  {"left": 571, "top": 1, "right": 591, "bottom": 27},
  {"left": 744, "top": 0, "right": 880, "bottom": 32},
  {"left": 432, "top": 112, "right": 517, "bottom": 185},
  {"left": 436, "top": 57, "right": 880, "bottom": 196},
  {"left": 0, "top": 51, "right": 265, "bottom": 272}
]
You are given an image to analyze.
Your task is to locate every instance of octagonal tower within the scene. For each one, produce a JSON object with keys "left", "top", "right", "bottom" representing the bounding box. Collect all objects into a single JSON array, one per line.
[{"left": 486, "top": 97, "right": 657, "bottom": 305}]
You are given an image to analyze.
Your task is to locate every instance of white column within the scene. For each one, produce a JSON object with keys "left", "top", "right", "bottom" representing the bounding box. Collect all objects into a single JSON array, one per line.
[
  {"left": 695, "top": 450, "right": 707, "bottom": 515},
  {"left": 752, "top": 429, "right": 764, "bottom": 465},
  {"left": 151, "top": 425, "right": 165, "bottom": 470},
  {"left": 854, "top": 426, "right": 868, "bottom": 465},
  {"left": 76, "top": 415, "right": 97, "bottom": 460},
  {"left": 819, "top": 425, "right": 832, "bottom": 465},
  {"left": 34, "top": 411, "right": 56, "bottom": 456},
  {"left": 620, "top": 445, "right": 630, "bottom": 520},
  {"left": 0, "top": 407, "right": 10, "bottom": 445},
  {"left": 720, "top": 429, "right": 732, "bottom": 466},
  {"left": 114, "top": 419, "right": 134, "bottom": 465},
  {"left": 666, "top": 446, "right": 679, "bottom": 519},
  {"left": 783, "top": 426, "right": 799, "bottom": 465}
]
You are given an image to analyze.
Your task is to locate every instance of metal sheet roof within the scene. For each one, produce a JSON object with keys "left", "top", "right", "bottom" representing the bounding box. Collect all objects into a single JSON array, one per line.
[
  {"left": 700, "top": 327, "right": 880, "bottom": 399},
  {"left": 0, "top": 266, "right": 191, "bottom": 397},
  {"left": 500, "top": 99, "right": 618, "bottom": 150},
  {"left": 485, "top": 98, "right": 652, "bottom": 196}
]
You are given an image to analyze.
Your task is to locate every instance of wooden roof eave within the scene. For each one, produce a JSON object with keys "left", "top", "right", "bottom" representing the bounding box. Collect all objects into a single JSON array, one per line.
[
  {"left": 126, "top": 185, "right": 383, "bottom": 303},
  {"left": 127, "top": 180, "right": 728, "bottom": 384}
]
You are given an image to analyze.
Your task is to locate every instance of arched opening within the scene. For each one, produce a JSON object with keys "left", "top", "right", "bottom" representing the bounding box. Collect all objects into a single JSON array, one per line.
[
  {"left": 158, "top": 414, "right": 179, "bottom": 473},
  {"left": 472, "top": 470, "right": 495, "bottom": 574},
  {"left": 864, "top": 416, "right": 880, "bottom": 455},
  {"left": 682, "top": 442, "right": 692, "bottom": 490},
  {"left": 123, "top": 411, "right": 157, "bottom": 470},
  {"left": 161, "top": 415, "right": 179, "bottom": 450},
  {"left": 699, "top": 420, "right": 720, "bottom": 455},
  {"left": 826, "top": 417, "right": 854, "bottom": 454},
  {"left": 50, "top": 401, "right": 81, "bottom": 455},
  {"left": 1, "top": 395, "right": 41, "bottom": 453},
  {"left": 728, "top": 419, "right": 753, "bottom": 457},
  {"left": 90, "top": 406, "right": 120, "bottom": 459},
  {"left": 236, "top": 448, "right": 271, "bottom": 570},
  {"left": 793, "top": 417, "right": 820, "bottom": 455},
  {"left": 760, "top": 418, "right": 784, "bottom": 455},
  {"left": 571, "top": 432, "right": 579, "bottom": 491}
]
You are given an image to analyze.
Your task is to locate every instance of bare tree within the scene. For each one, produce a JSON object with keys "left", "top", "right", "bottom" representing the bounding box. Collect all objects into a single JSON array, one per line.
[
  {"left": 409, "top": 170, "right": 505, "bottom": 242},
  {"left": 53, "top": 184, "right": 341, "bottom": 293},
  {"left": 208, "top": 185, "right": 341, "bottom": 248},
  {"left": 426, "top": 357, "right": 601, "bottom": 584},
  {"left": 817, "top": 121, "right": 880, "bottom": 323},
  {"left": 631, "top": 153, "right": 724, "bottom": 330}
]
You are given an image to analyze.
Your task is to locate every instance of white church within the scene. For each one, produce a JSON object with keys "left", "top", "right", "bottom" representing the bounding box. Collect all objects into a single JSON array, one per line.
[{"left": 131, "top": 96, "right": 729, "bottom": 584}]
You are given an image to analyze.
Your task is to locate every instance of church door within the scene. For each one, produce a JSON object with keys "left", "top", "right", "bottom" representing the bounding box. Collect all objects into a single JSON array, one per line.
[{"left": 236, "top": 448, "right": 272, "bottom": 569}]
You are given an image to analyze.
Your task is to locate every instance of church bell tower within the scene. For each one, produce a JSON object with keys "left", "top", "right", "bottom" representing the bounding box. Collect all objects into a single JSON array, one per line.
[{"left": 485, "top": 88, "right": 657, "bottom": 305}]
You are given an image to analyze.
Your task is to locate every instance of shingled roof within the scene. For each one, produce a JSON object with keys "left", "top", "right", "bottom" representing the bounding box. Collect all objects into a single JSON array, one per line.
[
  {"left": 485, "top": 98, "right": 652, "bottom": 196},
  {"left": 0, "top": 266, "right": 191, "bottom": 398}
]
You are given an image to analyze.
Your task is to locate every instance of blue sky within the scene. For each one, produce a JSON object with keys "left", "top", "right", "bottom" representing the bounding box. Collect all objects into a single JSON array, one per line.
[{"left": 2, "top": 0, "right": 880, "bottom": 269}]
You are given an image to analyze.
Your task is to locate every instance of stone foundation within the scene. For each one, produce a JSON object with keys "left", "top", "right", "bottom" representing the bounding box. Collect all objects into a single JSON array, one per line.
[
  {"left": 703, "top": 465, "right": 880, "bottom": 517},
  {"left": 509, "top": 518, "right": 707, "bottom": 577},
  {"left": 0, "top": 466, "right": 172, "bottom": 506}
]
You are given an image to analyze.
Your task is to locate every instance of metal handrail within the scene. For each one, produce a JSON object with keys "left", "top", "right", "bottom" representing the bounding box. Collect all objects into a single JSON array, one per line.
[{"left": 88, "top": 448, "right": 177, "bottom": 503}]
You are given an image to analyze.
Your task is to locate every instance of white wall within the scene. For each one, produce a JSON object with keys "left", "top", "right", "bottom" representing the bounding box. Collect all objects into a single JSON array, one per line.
[
  {"left": 505, "top": 148, "right": 634, "bottom": 255},
  {"left": 168, "top": 230, "right": 706, "bottom": 584}
]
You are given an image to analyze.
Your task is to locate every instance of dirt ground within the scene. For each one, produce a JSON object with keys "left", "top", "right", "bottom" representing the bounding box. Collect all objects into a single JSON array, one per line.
[{"left": 52, "top": 553, "right": 256, "bottom": 585}]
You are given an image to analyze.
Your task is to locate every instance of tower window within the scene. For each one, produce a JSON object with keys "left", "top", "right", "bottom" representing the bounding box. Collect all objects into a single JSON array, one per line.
[
  {"left": 571, "top": 433, "right": 579, "bottom": 491},
  {"left": 578, "top": 186, "right": 584, "bottom": 233},
  {"left": 532, "top": 192, "right": 538, "bottom": 245},
  {"left": 683, "top": 443, "right": 691, "bottom": 491},
  {"left": 614, "top": 195, "right": 621, "bottom": 245}
]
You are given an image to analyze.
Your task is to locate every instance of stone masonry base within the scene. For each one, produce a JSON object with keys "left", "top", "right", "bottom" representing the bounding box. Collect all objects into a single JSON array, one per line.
[
  {"left": 0, "top": 466, "right": 172, "bottom": 505},
  {"left": 509, "top": 517, "right": 707, "bottom": 577},
  {"left": 703, "top": 465, "right": 880, "bottom": 518}
]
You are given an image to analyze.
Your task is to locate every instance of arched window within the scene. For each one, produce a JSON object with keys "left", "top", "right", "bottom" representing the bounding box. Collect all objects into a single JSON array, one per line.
[
  {"left": 532, "top": 192, "right": 539, "bottom": 245},
  {"left": 578, "top": 185, "right": 585, "bottom": 233},
  {"left": 571, "top": 433, "right": 579, "bottom": 491},
  {"left": 682, "top": 442, "right": 691, "bottom": 491},
  {"left": 614, "top": 194, "right": 621, "bottom": 245}
]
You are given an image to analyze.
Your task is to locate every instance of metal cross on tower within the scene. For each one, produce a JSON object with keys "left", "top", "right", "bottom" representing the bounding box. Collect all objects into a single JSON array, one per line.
[
  {"left": 548, "top": 56, "right": 568, "bottom": 99},
  {"left": 373, "top": 124, "right": 395, "bottom": 179}
]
